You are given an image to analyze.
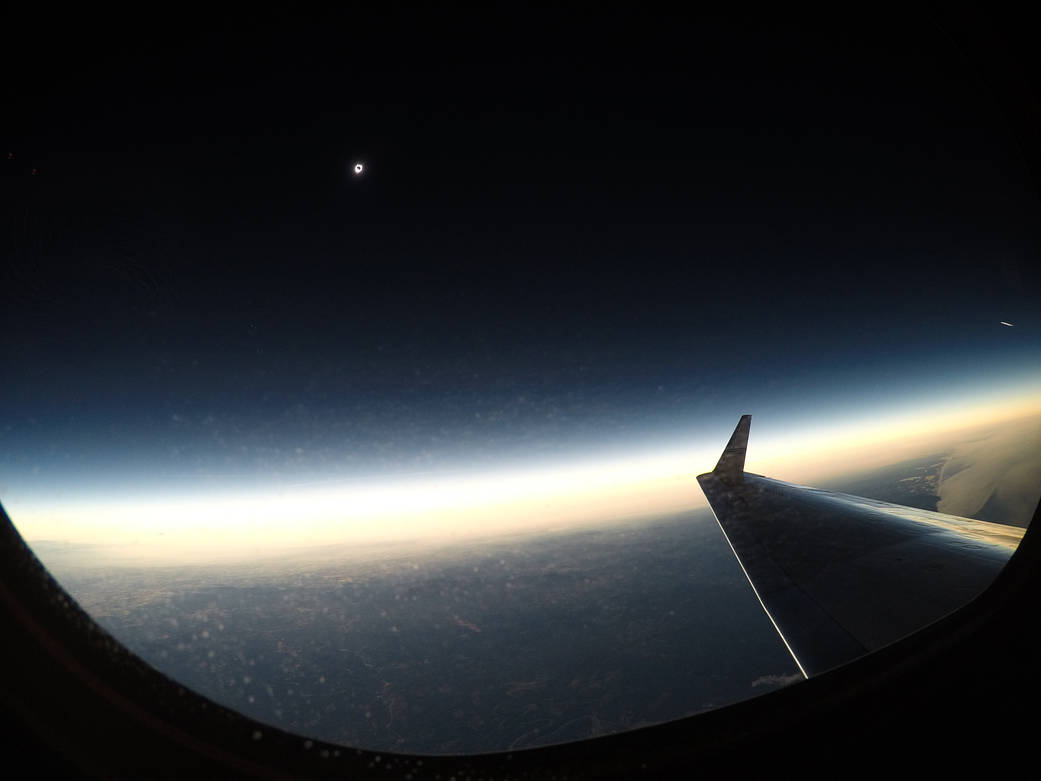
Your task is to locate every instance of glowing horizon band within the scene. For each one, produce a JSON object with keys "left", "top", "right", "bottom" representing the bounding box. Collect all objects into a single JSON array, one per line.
[{"left": 6, "top": 391, "right": 1040, "bottom": 562}]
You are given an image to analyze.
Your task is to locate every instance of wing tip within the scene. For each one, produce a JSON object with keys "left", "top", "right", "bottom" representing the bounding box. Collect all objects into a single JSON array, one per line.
[{"left": 711, "top": 414, "right": 752, "bottom": 480}]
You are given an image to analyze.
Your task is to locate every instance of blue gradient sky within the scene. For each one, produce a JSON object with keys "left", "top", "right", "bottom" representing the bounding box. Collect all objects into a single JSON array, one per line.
[{"left": 2, "top": 11, "right": 1039, "bottom": 557}]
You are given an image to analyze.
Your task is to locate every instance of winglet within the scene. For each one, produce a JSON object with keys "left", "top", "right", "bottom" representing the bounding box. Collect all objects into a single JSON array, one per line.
[{"left": 712, "top": 414, "right": 751, "bottom": 481}]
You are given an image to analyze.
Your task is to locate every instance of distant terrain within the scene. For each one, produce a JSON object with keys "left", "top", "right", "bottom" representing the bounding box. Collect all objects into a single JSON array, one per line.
[
  {"left": 26, "top": 413, "right": 1041, "bottom": 753},
  {"left": 820, "top": 414, "right": 1041, "bottom": 528},
  {"left": 819, "top": 452, "right": 948, "bottom": 513},
  {"left": 42, "top": 512, "right": 800, "bottom": 754}
]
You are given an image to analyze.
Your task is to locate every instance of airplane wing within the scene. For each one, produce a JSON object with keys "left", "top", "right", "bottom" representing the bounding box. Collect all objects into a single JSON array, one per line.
[{"left": 697, "top": 415, "right": 1024, "bottom": 677}]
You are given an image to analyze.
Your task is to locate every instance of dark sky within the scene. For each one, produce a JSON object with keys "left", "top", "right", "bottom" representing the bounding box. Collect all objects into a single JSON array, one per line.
[{"left": 3, "top": 8, "right": 1040, "bottom": 497}]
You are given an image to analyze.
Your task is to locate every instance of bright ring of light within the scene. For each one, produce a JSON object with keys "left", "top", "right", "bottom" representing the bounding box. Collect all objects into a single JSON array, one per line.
[{"left": 353, "top": 163, "right": 364, "bottom": 174}]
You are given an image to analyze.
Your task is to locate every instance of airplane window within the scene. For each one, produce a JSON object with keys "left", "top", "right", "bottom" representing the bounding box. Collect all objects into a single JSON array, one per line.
[{"left": 2, "top": 9, "right": 1039, "bottom": 757}]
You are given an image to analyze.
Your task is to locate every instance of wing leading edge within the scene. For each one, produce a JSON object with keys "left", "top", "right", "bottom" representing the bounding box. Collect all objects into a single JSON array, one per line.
[{"left": 697, "top": 416, "right": 1024, "bottom": 677}]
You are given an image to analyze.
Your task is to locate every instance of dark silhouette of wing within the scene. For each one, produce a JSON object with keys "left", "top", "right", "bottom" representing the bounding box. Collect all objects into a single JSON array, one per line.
[{"left": 698, "top": 416, "right": 1023, "bottom": 677}]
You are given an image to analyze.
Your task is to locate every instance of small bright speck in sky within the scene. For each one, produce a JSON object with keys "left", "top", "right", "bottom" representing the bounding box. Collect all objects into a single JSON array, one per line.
[
  {"left": 1001, "top": 321, "right": 1014, "bottom": 327},
  {"left": 353, "top": 162, "right": 363, "bottom": 174}
]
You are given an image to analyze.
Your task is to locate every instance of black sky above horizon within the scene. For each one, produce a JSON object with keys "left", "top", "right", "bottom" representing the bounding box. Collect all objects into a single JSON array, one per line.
[{"left": 2, "top": 8, "right": 1040, "bottom": 492}]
